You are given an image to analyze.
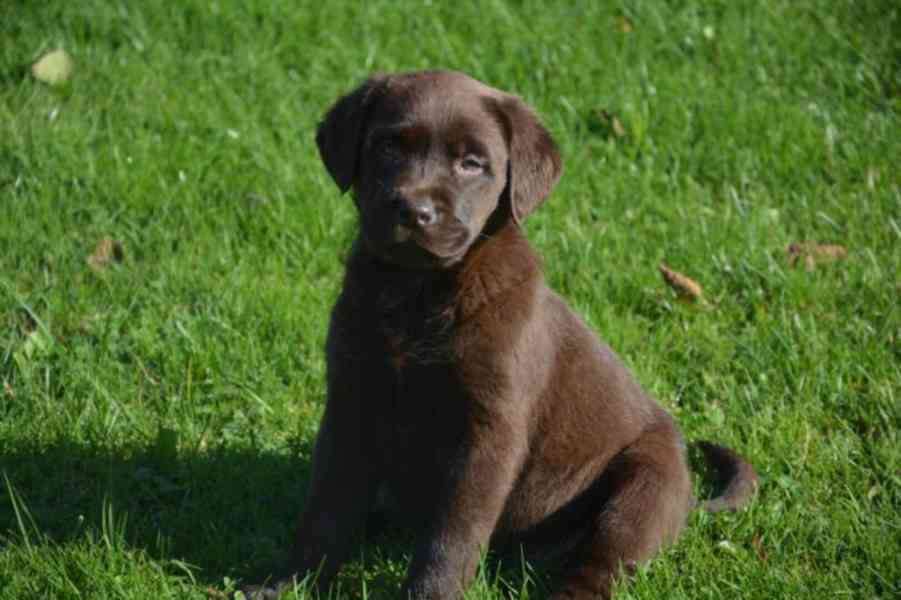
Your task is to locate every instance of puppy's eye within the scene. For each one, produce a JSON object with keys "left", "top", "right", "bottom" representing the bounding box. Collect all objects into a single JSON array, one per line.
[
  {"left": 375, "top": 138, "right": 402, "bottom": 160},
  {"left": 456, "top": 156, "right": 485, "bottom": 175}
]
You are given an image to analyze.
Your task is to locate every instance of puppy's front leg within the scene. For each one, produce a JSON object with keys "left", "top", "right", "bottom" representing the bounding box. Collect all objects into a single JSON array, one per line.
[
  {"left": 403, "top": 410, "right": 528, "bottom": 600},
  {"left": 244, "top": 332, "right": 385, "bottom": 599},
  {"left": 284, "top": 395, "right": 377, "bottom": 590}
]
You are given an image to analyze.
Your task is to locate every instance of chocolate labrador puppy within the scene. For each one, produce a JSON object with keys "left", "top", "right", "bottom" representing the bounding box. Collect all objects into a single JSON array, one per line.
[{"left": 243, "top": 70, "right": 757, "bottom": 599}]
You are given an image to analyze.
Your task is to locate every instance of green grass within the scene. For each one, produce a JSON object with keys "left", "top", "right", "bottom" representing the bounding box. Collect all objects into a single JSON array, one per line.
[{"left": 1, "top": 1, "right": 898, "bottom": 598}]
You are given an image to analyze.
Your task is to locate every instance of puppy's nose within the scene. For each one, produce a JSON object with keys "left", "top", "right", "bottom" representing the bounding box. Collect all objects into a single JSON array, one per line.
[{"left": 395, "top": 197, "right": 438, "bottom": 228}]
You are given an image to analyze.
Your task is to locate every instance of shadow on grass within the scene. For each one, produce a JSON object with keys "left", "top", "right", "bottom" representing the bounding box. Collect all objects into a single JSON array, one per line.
[
  {"left": 0, "top": 437, "right": 313, "bottom": 585},
  {"left": 0, "top": 438, "right": 548, "bottom": 598}
]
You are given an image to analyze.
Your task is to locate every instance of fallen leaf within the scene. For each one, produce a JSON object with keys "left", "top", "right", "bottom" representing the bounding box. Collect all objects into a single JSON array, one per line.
[
  {"left": 205, "top": 586, "right": 228, "bottom": 599},
  {"left": 752, "top": 532, "right": 768, "bottom": 562},
  {"left": 87, "top": 237, "right": 125, "bottom": 271},
  {"left": 588, "top": 109, "right": 628, "bottom": 141},
  {"left": 617, "top": 16, "right": 634, "bottom": 33},
  {"left": 786, "top": 242, "right": 847, "bottom": 271},
  {"left": 2, "top": 380, "right": 14, "bottom": 399},
  {"left": 31, "top": 49, "right": 74, "bottom": 85},
  {"left": 599, "top": 109, "right": 627, "bottom": 138},
  {"left": 659, "top": 263, "right": 703, "bottom": 300}
]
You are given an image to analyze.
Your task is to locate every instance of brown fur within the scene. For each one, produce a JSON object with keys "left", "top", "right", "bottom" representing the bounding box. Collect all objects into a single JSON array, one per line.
[{"left": 242, "top": 70, "right": 757, "bottom": 600}]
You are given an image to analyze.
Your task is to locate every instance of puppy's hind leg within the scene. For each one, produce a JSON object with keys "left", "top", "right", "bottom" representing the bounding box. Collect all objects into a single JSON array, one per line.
[{"left": 550, "top": 421, "right": 693, "bottom": 600}]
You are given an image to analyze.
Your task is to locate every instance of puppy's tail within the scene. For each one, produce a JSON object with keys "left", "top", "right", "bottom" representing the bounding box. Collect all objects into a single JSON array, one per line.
[{"left": 693, "top": 441, "right": 758, "bottom": 513}]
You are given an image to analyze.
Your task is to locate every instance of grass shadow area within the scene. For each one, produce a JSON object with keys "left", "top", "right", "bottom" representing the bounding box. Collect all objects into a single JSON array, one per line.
[
  {"left": 1, "top": 437, "right": 558, "bottom": 598},
  {"left": 1, "top": 436, "right": 313, "bottom": 586}
]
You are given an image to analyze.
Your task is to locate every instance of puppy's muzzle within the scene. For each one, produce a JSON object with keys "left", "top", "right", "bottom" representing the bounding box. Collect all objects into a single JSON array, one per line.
[
  {"left": 394, "top": 195, "right": 438, "bottom": 228},
  {"left": 392, "top": 195, "right": 438, "bottom": 242}
]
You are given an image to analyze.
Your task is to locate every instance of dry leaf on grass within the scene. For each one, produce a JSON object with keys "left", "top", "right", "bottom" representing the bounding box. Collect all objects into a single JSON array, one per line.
[
  {"left": 752, "top": 532, "right": 768, "bottom": 562},
  {"left": 617, "top": 16, "right": 634, "bottom": 33},
  {"left": 2, "top": 380, "right": 14, "bottom": 399},
  {"left": 599, "top": 109, "right": 627, "bottom": 138},
  {"left": 611, "top": 115, "right": 626, "bottom": 138},
  {"left": 786, "top": 242, "right": 847, "bottom": 271},
  {"left": 588, "top": 109, "right": 627, "bottom": 141},
  {"left": 31, "top": 49, "right": 74, "bottom": 85},
  {"left": 87, "top": 237, "right": 125, "bottom": 272},
  {"left": 659, "top": 263, "right": 703, "bottom": 300}
]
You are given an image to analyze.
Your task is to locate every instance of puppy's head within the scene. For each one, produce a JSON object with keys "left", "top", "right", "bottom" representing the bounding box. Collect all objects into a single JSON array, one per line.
[{"left": 317, "top": 70, "right": 562, "bottom": 269}]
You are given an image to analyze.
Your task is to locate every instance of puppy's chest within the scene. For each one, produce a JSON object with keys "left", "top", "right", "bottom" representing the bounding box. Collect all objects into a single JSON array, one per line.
[
  {"left": 375, "top": 283, "right": 458, "bottom": 372},
  {"left": 372, "top": 287, "right": 467, "bottom": 434}
]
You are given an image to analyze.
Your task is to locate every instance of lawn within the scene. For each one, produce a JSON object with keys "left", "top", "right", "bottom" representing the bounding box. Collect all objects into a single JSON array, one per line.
[{"left": 1, "top": 1, "right": 898, "bottom": 598}]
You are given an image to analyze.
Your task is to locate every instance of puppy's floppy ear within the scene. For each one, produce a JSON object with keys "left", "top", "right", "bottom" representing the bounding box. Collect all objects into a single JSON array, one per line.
[
  {"left": 490, "top": 94, "right": 563, "bottom": 224},
  {"left": 316, "top": 74, "right": 388, "bottom": 193}
]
